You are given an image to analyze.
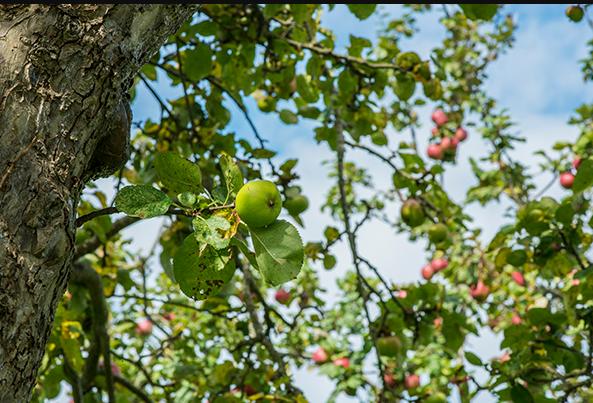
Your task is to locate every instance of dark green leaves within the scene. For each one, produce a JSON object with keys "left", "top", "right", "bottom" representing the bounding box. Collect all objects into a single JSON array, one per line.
[
  {"left": 347, "top": 4, "right": 377, "bottom": 20},
  {"left": 459, "top": 5, "right": 499, "bottom": 21},
  {"left": 184, "top": 41, "right": 213, "bottom": 82},
  {"left": 465, "top": 351, "right": 483, "bottom": 366},
  {"left": 173, "top": 235, "right": 235, "bottom": 300},
  {"left": 250, "top": 220, "right": 304, "bottom": 285},
  {"left": 154, "top": 152, "right": 202, "bottom": 194},
  {"left": 114, "top": 185, "right": 171, "bottom": 218},
  {"left": 572, "top": 158, "right": 593, "bottom": 193}
]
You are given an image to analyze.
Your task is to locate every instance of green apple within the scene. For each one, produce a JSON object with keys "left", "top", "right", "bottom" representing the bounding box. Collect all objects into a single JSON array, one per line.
[
  {"left": 425, "top": 392, "right": 447, "bottom": 403},
  {"left": 235, "top": 180, "right": 282, "bottom": 228},
  {"left": 376, "top": 336, "right": 401, "bottom": 357},
  {"left": 428, "top": 223, "right": 448, "bottom": 243},
  {"left": 284, "top": 194, "right": 309, "bottom": 215},
  {"left": 566, "top": 5, "right": 584, "bottom": 22},
  {"left": 400, "top": 199, "right": 425, "bottom": 227}
]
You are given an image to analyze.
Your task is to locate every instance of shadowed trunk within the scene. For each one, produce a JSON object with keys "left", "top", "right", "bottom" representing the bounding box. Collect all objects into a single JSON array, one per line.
[{"left": 0, "top": 5, "right": 196, "bottom": 401}]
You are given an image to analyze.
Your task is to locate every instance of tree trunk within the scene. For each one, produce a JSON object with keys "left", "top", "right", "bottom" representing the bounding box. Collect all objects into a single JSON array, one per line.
[{"left": 0, "top": 5, "right": 196, "bottom": 401}]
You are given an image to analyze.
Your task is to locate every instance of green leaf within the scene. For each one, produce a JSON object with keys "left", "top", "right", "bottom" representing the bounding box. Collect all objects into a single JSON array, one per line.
[
  {"left": 465, "top": 351, "right": 483, "bottom": 366},
  {"left": 154, "top": 152, "right": 202, "bottom": 194},
  {"left": 173, "top": 235, "right": 235, "bottom": 300},
  {"left": 184, "top": 41, "right": 213, "bottom": 82},
  {"left": 296, "top": 75, "right": 319, "bottom": 103},
  {"left": 193, "top": 216, "right": 231, "bottom": 250},
  {"left": 230, "top": 237, "right": 259, "bottom": 269},
  {"left": 114, "top": 185, "right": 171, "bottom": 218},
  {"left": 347, "top": 4, "right": 377, "bottom": 20},
  {"left": 250, "top": 220, "right": 304, "bottom": 285},
  {"left": 395, "top": 73, "right": 416, "bottom": 101},
  {"left": 279, "top": 109, "right": 299, "bottom": 125},
  {"left": 510, "top": 384, "right": 534, "bottom": 403},
  {"left": 573, "top": 159, "right": 593, "bottom": 193},
  {"left": 219, "top": 152, "right": 243, "bottom": 199},
  {"left": 460, "top": 4, "right": 499, "bottom": 21},
  {"left": 506, "top": 249, "right": 527, "bottom": 267}
]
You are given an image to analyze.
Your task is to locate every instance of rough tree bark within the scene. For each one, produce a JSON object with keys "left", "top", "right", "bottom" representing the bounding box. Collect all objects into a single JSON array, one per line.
[{"left": 0, "top": 5, "right": 196, "bottom": 401}]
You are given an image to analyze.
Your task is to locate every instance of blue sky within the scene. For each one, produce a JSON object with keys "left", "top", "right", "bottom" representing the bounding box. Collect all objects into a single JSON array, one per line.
[{"left": 65, "top": 5, "right": 593, "bottom": 403}]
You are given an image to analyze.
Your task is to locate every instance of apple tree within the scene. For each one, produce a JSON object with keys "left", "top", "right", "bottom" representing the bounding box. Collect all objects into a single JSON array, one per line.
[{"left": 3, "top": 3, "right": 593, "bottom": 403}]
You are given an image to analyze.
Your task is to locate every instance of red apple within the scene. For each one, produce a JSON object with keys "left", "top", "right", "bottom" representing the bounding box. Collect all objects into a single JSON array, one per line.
[
  {"left": 275, "top": 288, "right": 291, "bottom": 305},
  {"left": 560, "top": 172, "right": 575, "bottom": 189},
  {"left": 397, "top": 290, "right": 408, "bottom": 299},
  {"left": 433, "top": 316, "right": 443, "bottom": 329},
  {"left": 572, "top": 278, "right": 581, "bottom": 287},
  {"left": 440, "top": 137, "right": 452, "bottom": 150},
  {"left": 135, "top": 319, "right": 153, "bottom": 336},
  {"left": 421, "top": 264, "right": 434, "bottom": 280},
  {"left": 573, "top": 157, "right": 582, "bottom": 170},
  {"left": 384, "top": 372, "right": 396, "bottom": 387},
  {"left": 498, "top": 351, "right": 511, "bottom": 363},
  {"left": 333, "top": 357, "right": 350, "bottom": 368},
  {"left": 231, "top": 385, "right": 257, "bottom": 396},
  {"left": 427, "top": 144, "right": 443, "bottom": 160},
  {"left": 431, "top": 127, "right": 439, "bottom": 137},
  {"left": 405, "top": 374, "right": 420, "bottom": 389},
  {"left": 455, "top": 127, "right": 468, "bottom": 142},
  {"left": 511, "top": 314, "right": 522, "bottom": 325},
  {"left": 431, "top": 109, "right": 448, "bottom": 126},
  {"left": 430, "top": 258, "right": 448, "bottom": 272},
  {"left": 312, "top": 347, "right": 328, "bottom": 364},
  {"left": 470, "top": 281, "right": 490, "bottom": 301},
  {"left": 511, "top": 271, "right": 525, "bottom": 287},
  {"left": 162, "top": 312, "right": 175, "bottom": 321}
]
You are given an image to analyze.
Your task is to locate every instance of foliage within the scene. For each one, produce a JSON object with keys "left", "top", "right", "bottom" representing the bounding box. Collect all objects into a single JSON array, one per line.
[{"left": 33, "top": 4, "right": 593, "bottom": 403}]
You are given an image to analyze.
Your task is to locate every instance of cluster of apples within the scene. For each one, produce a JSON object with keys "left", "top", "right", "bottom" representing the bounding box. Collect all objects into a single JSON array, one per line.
[
  {"left": 427, "top": 109, "right": 468, "bottom": 161},
  {"left": 311, "top": 346, "right": 350, "bottom": 368},
  {"left": 421, "top": 257, "right": 448, "bottom": 280},
  {"left": 559, "top": 156, "right": 581, "bottom": 189}
]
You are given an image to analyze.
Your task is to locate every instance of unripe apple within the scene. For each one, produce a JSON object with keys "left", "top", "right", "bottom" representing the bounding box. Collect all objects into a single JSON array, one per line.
[
  {"left": 400, "top": 199, "right": 425, "bottom": 227},
  {"left": 383, "top": 372, "right": 396, "bottom": 387},
  {"left": 511, "top": 271, "right": 525, "bottom": 287},
  {"left": 470, "top": 281, "right": 490, "bottom": 301},
  {"left": 405, "top": 374, "right": 420, "bottom": 389},
  {"left": 135, "top": 319, "right": 153, "bottom": 336},
  {"left": 421, "top": 264, "right": 434, "bottom": 280},
  {"left": 376, "top": 336, "right": 401, "bottom": 357},
  {"left": 274, "top": 288, "right": 291, "bottom": 305},
  {"left": 427, "top": 143, "right": 443, "bottom": 160},
  {"left": 284, "top": 194, "right": 309, "bottom": 216},
  {"left": 566, "top": 5, "right": 584, "bottom": 22},
  {"left": 430, "top": 257, "right": 448, "bottom": 272},
  {"left": 511, "top": 314, "right": 522, "bottom": 325},
  {"left": 333, "top": 357, "right": 350, "bottom": 368},
  {"left": 573, "top": 157, "right": 582, "bottom": 170},
  {"left": 431, "top": 109, "right": 448, "bottom": 126},
  {"left": 235, "top": 180, "right": 282, "bottom": 227},
  {"left": 455, "top": 127, "right": 468, "bottom": 142},
  {"left": 428, "top": 223, "right": 448, "bottom": 243},
  {"left": 560, "top": 172, "right": 575, "bottom": 189},
  {"left": 425, "top": 393, "right": 447, "bottom": 403},
  {"left": 312, "top": 347, "right": 328, "bottom": 363}
]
